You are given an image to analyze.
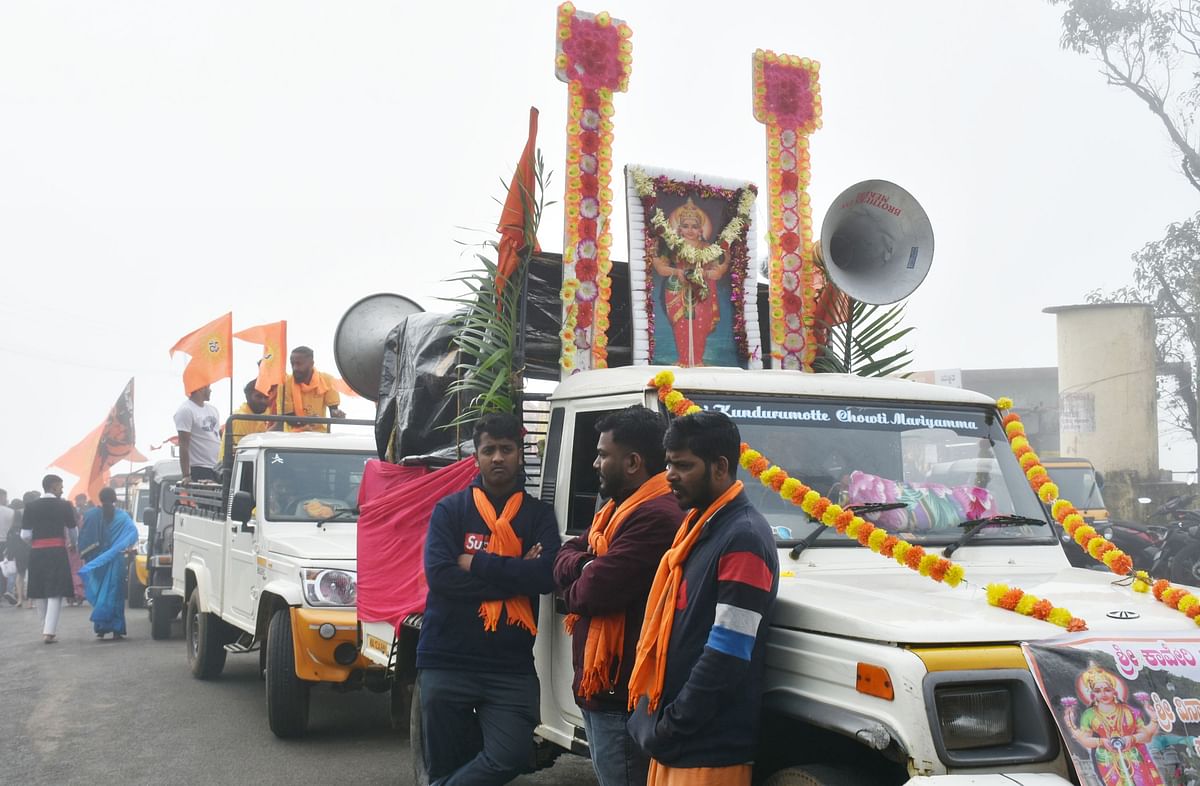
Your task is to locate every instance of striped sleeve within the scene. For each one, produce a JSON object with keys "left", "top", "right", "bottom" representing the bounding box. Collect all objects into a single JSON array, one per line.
[{"left": 705, "top": 549, "right": 776, "bottom": 661}]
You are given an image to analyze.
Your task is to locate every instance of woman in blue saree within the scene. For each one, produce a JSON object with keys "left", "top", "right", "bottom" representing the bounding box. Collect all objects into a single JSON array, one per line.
[{"left": 78, "top": 487, "right": 138, "bottom": 639}]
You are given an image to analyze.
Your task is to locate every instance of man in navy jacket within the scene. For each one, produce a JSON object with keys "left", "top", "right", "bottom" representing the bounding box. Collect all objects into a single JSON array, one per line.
[
  {"left": 416, "top": 413, "right": 561, "bottom": 785},
  {"left": 627, "top": 411, "right": 779, "bottom": 784}
]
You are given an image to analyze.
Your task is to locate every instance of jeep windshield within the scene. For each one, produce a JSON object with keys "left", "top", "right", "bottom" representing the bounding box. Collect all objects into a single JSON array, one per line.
[
  {"left": 693, "top": 395, "right": 1052, "bottom": 548},
  {"left": 1043, "top": 464, "right": 1105, "bottom": 511},
  {"left": 265, "top": 450, "right": 372, "bottom": 522}
]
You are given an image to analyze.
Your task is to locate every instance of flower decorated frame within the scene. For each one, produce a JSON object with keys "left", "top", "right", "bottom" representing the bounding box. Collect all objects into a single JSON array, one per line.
[{"left": 624, "top": 164, "right": 762, "bottom": 369}]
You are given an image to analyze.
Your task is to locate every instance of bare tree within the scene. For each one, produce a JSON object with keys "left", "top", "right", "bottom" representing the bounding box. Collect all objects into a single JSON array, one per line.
[{"left": 1053, "top": 0, "right": 1200, "bottom": 191}]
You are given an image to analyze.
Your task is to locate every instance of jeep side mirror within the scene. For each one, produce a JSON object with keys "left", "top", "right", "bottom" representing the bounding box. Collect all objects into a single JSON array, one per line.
[
  {"left": 1094, "top": 471, "right": 1105, "bottom": 489},
  {"left": 144, "top": 509, "right": 157, "bottom": 529},
  {"left": 230, "top": 490, "right": 255, "bottom": 527}
]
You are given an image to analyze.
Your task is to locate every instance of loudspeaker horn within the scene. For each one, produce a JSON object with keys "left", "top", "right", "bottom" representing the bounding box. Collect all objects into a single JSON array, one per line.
[
  {"left": 818, "top": 180, "right": 934, "bottom": 305},
  {"left": 334, "top": 292, "right": 424, "bottom": 402}
]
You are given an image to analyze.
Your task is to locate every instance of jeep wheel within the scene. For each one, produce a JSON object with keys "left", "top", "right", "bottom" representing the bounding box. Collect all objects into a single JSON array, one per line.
[
  {"left": 390, "top": 676, "right": 413, "bottom": 736},
  {"left": 410, "top": 678, "right": 430, "bottom": 786},
  {"left": 265, "top": 608, "right": 310, "bottom": 739},
  {"left": 185, "top": 589, "right": 227, "bottom": 679},
  {"left": 1170, "top": 543, "right": 1200, "bottom": 586},
  {"left": 127, "top": 561, "right": 146, "bottom": 609},
  {"left": 763, "top": 765, "right": 878, "bottom": 786},
  {"left": 150, "top": 596, "right": 176, "bottom": 640}
]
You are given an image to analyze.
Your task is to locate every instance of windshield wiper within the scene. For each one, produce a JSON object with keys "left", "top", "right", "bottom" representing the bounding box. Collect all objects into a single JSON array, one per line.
[
  {"left": 847, "top": 502, "right": 911, "bottom": 515},
  {"left": 315, "top": 507, "right": 358, "bottom": 528},
  {"left": 789, "top": 502, "right": 912, "bottom": 560},
  {"left": 942, "top": 515, "right": 1046, "bottom": 558}
]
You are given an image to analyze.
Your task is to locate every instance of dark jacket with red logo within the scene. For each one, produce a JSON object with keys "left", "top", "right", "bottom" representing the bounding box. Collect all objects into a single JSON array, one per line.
[
  {"left": 626, "top": 491, "right": 779, "bottom": 768},
  {"left": 416, "top": 474, "right": 561, "bottom": 674},
  {"left": 553, "top": 491, "right": 683, "bottom": 712}
]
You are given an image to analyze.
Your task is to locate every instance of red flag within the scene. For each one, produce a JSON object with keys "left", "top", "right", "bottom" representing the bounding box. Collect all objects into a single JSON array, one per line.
[
  {"left": 495, "top": 107, "right": 541, "bottom": 304},
  {"left": 234, "top": 320, "right": 287, "bottom": 397},
  {"left": 52, "top": 378, "right": 146, "bottom": 501},
  {"left": 170, "top": 312, "right": 233, "bottom": 395}
]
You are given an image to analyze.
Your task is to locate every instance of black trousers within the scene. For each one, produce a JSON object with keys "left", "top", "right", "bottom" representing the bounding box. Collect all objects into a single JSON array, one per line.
[{"left": 418, "top": 668, "right": 539, "bottom": 785}]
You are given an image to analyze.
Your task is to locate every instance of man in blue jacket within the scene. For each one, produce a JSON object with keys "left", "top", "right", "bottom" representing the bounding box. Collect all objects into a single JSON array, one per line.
[
  {"left": 627, "top": 411, "right": 780, "bottom": 785},
  {"left": 416, "top": 412, "right": 561, "bottom": 785}
]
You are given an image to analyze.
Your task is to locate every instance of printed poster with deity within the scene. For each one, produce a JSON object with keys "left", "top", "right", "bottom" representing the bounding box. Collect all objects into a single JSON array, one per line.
[{"left": 1024, "top": 634, "right": 1200, "bottom": 786}]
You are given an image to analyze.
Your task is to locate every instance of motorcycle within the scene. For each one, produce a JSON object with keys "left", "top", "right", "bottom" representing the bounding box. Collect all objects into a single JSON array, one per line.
[{"left": 1095, "top": 495, "right": 1200, "bottom": 585}]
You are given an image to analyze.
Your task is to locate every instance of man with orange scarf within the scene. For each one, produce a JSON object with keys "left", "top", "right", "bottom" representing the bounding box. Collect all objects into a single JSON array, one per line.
[
  {"left": 416, "top": 413, "right": 561, "bottom": 785},
  {"left": 553, "top": 406, "right": 682, "bottom": 786},
  {"left": 627, "top": 411, "right": 779, "bottom": 786},
  {"left": 280, "top": 346, "right": 344, "bottom": 432}
]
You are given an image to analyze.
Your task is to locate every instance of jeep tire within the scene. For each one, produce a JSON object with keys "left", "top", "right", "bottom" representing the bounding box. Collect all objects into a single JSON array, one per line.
[
  {"left": 150, "top": 595, "right": 177, "bottom": 640},
  {"left": 762, "top": 765, "right": 878, "bottom": 786},
  {"left": 185, "top": 588, "right": 227, "bottom": 679},
  {"left": 409, "top": 677, "right": 430, "bottom": 786},
  {"left": 127, "top": 561, "right": 146, "bottom": 609},
  {"left": 265, "top": 608, "right": 310, "bottom": 739}
]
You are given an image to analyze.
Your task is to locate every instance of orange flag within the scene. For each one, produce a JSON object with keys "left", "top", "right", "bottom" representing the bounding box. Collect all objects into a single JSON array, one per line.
[
  {"left": 234, "top": 320, "right": 287, "bottom": 397},
  {"left": 53, "top": 378, "right": 147, "bottom": 501},
  {"left": 332, "top": 376, "right": 360, "bottom": 398},
  {"left": 495, "top": 107, "right": 541, "bottom": 305},
  {"left": 170, "top": 312, "right": 233, "bottom": 395}
]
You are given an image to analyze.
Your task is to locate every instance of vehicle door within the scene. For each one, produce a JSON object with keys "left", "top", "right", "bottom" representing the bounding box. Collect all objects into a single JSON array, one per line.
[
  {"left": 222, "top": 455, "right": 259, "bottom": 629},
  {"left": 539, "top": 397, "right": 640, "bottom": 734}
]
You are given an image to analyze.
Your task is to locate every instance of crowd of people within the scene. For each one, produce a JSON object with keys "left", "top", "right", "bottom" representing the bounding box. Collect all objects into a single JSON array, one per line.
[
  {"left": 0, "top": 477, "right": 135, "bottom": 643},
  {"left": 416, "top": 407, "right": 779, "bottom": 786}
]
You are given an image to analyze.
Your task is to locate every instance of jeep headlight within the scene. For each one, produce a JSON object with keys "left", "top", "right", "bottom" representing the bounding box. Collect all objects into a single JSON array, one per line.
[
  {"left": 935, "top": 685, "right": 1013, "bottom": 750},
  {"left": 302, "top": 569, "right": 357, "bottom": 607}
]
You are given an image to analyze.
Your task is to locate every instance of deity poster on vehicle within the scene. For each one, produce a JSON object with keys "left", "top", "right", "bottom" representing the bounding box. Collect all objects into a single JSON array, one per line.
[
  {"left": 1025, "top": 634, "right": 1200, "bottom": 786},
  {"left": 625, "top": 165, "right": 761, "bottom": 369}
]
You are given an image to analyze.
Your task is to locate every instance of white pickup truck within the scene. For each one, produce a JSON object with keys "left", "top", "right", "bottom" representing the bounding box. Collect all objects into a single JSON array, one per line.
[
  {"left": 362, "top": 366, "right": 1194, "bottom": 785},
  {"left": 168, "top": 428, "right": 384, "bottom": 738}
]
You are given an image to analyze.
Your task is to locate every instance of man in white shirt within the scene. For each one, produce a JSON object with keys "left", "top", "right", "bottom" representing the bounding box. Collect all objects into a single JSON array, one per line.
[
  {"left": 174, "top": 385, "right": 222, "bottom": 482},
  {"left": 0, "top": 489, "right": 14, "bottom": 603}
]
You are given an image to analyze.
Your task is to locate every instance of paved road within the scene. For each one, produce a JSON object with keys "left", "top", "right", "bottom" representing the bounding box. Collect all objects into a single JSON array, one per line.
[{"left": 0, "top": 602, "right": 596, "bottom": 785}]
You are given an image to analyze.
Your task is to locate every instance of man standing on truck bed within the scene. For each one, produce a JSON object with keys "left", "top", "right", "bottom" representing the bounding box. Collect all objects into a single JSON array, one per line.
[
  {"left": 627, "top": 411, "right": 779, "bottom": 786},
  {"left": 280, "top": 346, "right": 344, "bottom": 432},
  {"left": 220, "top": 378, "right": 274, "bottom": 460},
  {"left": 173, "top": 384, "right": 221, "bottom": 482},
  {"left": 416, "top": 412, "right": 561, "bottom": 785},
  {"left": 554, "top": 405, "right": 682, "bottom": 786}
]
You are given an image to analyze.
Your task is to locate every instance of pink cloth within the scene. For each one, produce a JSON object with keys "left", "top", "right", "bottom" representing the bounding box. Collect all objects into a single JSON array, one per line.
[
  {"left": 68, "top": 547, "right": 84, "bottom": 600},
  {"left": 355, "top": 458, "right": 478, "bottom": 632}
]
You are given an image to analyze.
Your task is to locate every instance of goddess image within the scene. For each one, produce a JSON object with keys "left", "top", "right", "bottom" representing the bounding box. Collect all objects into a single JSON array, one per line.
[
  {"left": 651, "top": 197, "right": 731, "bottom": 366},
  {"left": 1063, "top": 662, "right": 1164, "bottom": 786}
]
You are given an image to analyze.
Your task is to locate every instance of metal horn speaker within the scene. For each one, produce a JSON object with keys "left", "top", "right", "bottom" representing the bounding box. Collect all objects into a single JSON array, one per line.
[
  {"left": 333, "top": 292, "right": 424, "bottom": 402},
  {"left": 819, "top": 180, "right": 934, "bottom": 305}
]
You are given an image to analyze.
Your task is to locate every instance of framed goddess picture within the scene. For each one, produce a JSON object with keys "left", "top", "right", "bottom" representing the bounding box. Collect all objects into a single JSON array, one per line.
[{"left": 625, "top": 165, "right": 761, "bottom": 369}]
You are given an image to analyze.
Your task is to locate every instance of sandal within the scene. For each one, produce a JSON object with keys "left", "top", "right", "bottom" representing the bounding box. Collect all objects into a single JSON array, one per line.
[{"left": 43, "top": 635, "right": 57, "bottom": 644}]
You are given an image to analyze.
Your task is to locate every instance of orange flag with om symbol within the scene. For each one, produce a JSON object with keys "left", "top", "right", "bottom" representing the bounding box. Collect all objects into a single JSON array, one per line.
[
  {"left": 53, "top": 378, "right": 146, "bottom": 501},
  {"left": 234, "top": 320, "right": 287, "bottom": 397},
  {"left": 170, "top": 312, "right": 233, "bottom": 395}
]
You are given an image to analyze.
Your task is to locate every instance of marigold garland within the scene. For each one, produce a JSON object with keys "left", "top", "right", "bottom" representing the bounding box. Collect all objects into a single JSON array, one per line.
[
  {"left": 556, "top": 3, "right": 631, "bottom": 373},
  {"left": 648, "top": 372, "right": 1096, "bottom": 629},
  {"left": 998, "top": 398, "right": 1132, "bottom": 576},
  {"left": 986, "top": 584, "right": 1087, "bottom": 631}
]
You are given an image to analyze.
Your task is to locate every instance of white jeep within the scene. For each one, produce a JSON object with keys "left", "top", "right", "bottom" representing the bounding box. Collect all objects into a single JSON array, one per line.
[
  {"left": 365, "top": 366, "right": 1190, "bottom": 784},
  {"left": 167, "top": 429, "right": 384, "bottom": 738}
]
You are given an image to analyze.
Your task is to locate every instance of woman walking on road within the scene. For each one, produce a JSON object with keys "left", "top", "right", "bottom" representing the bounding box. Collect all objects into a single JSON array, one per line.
[
  {"left": 78, "top": 487, "right": 138, "bottom": 640},
  {"left": 20, "top": 475, "right": 78, "bottom": 643}
]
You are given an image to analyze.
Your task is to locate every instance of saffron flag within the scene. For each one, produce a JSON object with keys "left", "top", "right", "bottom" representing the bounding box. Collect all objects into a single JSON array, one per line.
[
  {"left": 234, "top": 320, "right": 287, "bottom": 397},
  {"left": 53, "top": 378, "right": 147, "bottom": 501},
  {"left": 170, "top": 312, "right": 233, "bottom": 395},
  {"left": 495, "top": 106, "right": 541, "bottom": 304},
  {"left": 332, "top": 376, "right": 360, "bottom": 398}
]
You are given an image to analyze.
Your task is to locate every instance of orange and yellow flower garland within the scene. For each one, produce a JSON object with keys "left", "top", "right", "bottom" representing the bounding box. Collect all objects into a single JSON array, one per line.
[
  {"left": 556, "top": 3, "right": 630, "bottom": 374},
  {"left": 996, "top": 397, "right": 1133, "bottom": 577},
  {"left": 649, "top": 371, "right": 1086, "bottom": 630},
  {"left": 753, "top": 50, "right": 822, "bottom": 371}
]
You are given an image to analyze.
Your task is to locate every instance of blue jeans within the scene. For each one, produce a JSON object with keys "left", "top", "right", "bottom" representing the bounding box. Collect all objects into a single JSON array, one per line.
[
  {"left": 418, "top": 668, "right": 539, "bottom": 786},
  {"left": 583, "top": 708, "right": 650, "bottom": 786}
]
